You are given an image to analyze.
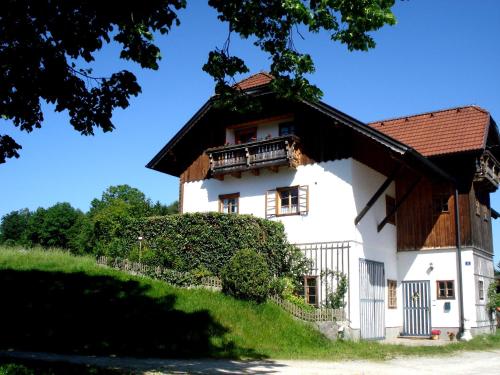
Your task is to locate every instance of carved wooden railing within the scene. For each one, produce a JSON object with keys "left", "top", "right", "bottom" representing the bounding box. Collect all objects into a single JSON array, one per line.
[
  {"left": 207, "top": 135, "right": 300, "bottom": 176},
  {"left": 474, "top": 150, "right": 500, "bottom": 191}
]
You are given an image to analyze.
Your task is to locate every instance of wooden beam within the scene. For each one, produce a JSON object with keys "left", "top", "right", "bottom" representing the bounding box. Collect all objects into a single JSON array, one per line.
[
  {"left": 377, "top": 175, "right": 422, "bottom": 232},
  {"left": 231, "top": 171, "right": 242, "bottom": 179},
  {"left": 213, "top": 174, "right": 224, "bottom": 181},
  {"left": 354, "top": 165, "right": 401, "bottom": 225},
  {"left": 268, "top": 166, "right": 279, "bottom": 173}
]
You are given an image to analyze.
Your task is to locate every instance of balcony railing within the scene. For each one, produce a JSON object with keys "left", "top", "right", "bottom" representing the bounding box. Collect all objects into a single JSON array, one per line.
[
  {"left": 474, "top": 150, "right": 500, "bottom": 191},
  {"left": 206, "top": 135, "right": 300, "bottom": 176}
]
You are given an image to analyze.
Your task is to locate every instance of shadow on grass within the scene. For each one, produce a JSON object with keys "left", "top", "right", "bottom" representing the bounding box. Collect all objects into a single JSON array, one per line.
[{"left": 0, "top": 269, "right": 264, "bottom": 360}]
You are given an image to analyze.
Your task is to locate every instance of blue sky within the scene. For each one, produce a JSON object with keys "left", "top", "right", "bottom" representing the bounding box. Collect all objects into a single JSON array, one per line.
[{"left": 1, "top": 1, "right": 499, "bottom": 265}]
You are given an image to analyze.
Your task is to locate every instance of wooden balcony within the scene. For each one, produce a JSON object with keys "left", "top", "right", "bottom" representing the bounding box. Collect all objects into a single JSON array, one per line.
[
  {"left": 206, "top": 135, "right": 300, "bottom": 178},
  {"left": 474, "top": 151, "right": 500, "bottom": 192}
]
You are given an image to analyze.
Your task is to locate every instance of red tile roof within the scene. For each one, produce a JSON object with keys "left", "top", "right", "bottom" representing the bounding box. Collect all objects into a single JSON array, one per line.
[
  {"left": 234, "top": 72, "right": 273, "bottom": 90},
  {"left": 368, "top": 106, "right": 491, "bottom": 157}
]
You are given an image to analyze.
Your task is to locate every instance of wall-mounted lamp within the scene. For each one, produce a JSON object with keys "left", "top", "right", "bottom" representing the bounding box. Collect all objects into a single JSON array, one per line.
[
  {"left": 138, "top": 236, "right": 144, "bottom": 262},
  {"left": 427, "top": 262, "right": 434, "bottom": 272}
]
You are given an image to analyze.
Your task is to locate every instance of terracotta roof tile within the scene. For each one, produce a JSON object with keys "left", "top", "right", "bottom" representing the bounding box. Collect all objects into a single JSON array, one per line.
[
  {"left": 234, "top": 72, "right": 273, "bottom": 90},
  {"left": 368, "top": 106, "right": 490, "bottom": 157}
]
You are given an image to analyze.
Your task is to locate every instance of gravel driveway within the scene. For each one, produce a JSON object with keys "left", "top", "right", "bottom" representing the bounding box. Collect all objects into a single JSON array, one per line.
[{"left": 1, "top": 349, "right": 500, "bottom": 374}]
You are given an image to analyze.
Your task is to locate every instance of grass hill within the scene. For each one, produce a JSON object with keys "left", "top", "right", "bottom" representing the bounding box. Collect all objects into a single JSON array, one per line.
[{"left": 0, "top": 247, "right": 498, "bottom": 361}]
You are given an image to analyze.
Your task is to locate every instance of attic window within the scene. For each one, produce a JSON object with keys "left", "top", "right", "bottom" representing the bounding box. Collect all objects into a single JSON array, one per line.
[
  {"left": 432, "top": 194, "right": 449, "bottom": 216},
  {"left": 234, "top": 127, "right": 257, "bottom": 144},
  {"left": 483, "top": 205, "right": 489, "bottom": 222},
  {"left": 279, "top": 122, "right": 295, "bottom": 136}
]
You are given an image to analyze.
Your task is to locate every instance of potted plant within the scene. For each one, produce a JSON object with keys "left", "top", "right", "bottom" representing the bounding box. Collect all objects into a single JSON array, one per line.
[
  {"left": 431, "top": 329, "right": 441, "bottom": 340},
  {"left": 447, "top": 331, "right": 456, "bottom": 341}
]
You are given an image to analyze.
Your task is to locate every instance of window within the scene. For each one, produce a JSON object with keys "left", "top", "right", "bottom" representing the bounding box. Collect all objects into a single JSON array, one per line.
[
  {"left": 385, "top": 195, "right": 396, "bottom": 225},
  {"left": 234, "top": 127, "right": 257, "bottom": 144},
  {"left": 432, "top": 194, "right": 449, "bottom": 216},
  {"left": 301, "top": 276, "right": 318, "bottom": 306},
  {"left": 219, "top": 193, "right": 239, "bottom": 214},
  {"left": 266, "top": 185, "right": 309, "bottom": 218},
  {"left": 388, "top": 279, "right": 397, "bottom": 309},
  {"left": 279, "top": 121, "right": 295, "bottom": 136},
  {"left": 479, "top": 280, "right": 484, "bottom": 300},
  {"left": 483, "top": 206, "right": 489, "bottom": 222},
  {"left": 437, "top": 280, "right": 455, "bottom": 299},
  {"left": 278, "top": 186, "right": 299, "bottom": 215}
]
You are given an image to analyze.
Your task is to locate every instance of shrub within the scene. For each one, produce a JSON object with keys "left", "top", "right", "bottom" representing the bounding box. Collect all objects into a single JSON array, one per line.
[
  {"left": 96, "top": 212, "right": 304, "bottom": 278},
  {"left": 0, "top": 364, "right": 33, "bottom": 375},
  {"left": 221, "top": 249, "right": 271, "bottom": 302}
]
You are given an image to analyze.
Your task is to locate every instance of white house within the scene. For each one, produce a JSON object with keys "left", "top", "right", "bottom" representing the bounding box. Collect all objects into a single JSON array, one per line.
[{"left": 147, "top": 73, "right": 498, "bottom": 340}]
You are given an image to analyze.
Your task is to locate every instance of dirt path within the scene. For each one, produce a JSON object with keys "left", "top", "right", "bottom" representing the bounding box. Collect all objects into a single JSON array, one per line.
[{"left": 1, "top": 349, "right": 500, "bottom": 374}]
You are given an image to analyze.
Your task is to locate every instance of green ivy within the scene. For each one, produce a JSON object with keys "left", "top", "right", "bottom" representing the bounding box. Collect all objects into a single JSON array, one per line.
[
  {"left": 487, "top": 282, "right": 500, "bottom": 313},
  {"left": 321, "top": 269, "right": 348, "bottom": 309}
]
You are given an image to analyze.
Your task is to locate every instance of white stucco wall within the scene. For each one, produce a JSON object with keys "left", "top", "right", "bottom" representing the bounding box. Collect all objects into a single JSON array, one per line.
[
  {"left": 182, "top": 156, "right": 493, "bottom": 335},
  {"left": 397, "top": 249, "right": 462, "bottom": 329},
  {"left": 472, "top": 252, "right": 496, "bottom": 329},
  {"left": 183, "top": 159, "right": 358, "bottom": 243},
  {"left": 183, "top": 158, "right": 402, "bottom": 331},
  {"left": 347, "top": 160, "right": 399, "bottom": 330}
]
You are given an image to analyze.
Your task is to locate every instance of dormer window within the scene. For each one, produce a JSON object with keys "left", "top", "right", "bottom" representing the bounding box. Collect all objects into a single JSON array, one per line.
[
  {"left": 234, "top": 127, "right": 257, "bottom": 144},
  {"left": 279, "top": 122, "right": 295, "bottom": 136}
]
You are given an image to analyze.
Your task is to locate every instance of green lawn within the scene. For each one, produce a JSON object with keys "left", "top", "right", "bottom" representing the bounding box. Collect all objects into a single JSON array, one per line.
[{"left": 0, "top": 247, "right": 499, "bottom": 361}]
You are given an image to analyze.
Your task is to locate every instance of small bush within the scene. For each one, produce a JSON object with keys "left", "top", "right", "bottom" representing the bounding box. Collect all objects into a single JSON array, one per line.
[
  {"left": 221, "top": 249, "right": 271, "bottom": 302},
  {"left": 0, "top": 364, "right": 33, "bottom": 375}
]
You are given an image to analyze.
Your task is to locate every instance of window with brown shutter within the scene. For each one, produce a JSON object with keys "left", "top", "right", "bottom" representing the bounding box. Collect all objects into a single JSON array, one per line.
[
  {"left": 266, "top": 185, "right": 309, "bottom": 218},
  {"left": 388, "top": 279, "right": 397, "bottom": 309}
]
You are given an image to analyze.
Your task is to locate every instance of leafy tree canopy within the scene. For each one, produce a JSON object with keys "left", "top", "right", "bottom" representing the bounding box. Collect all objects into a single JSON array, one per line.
[
  {"left": 89, "top": 184, "right": 176, "bottom": 218},
  {"left": 25, "top": 203, "right": 85, "bottom": 249},
  {"left": 0, "top": 208, "right": 31, "bottom": 244},
  {"left": 0, "top": 0, "right": 396, "bottom": 162}
]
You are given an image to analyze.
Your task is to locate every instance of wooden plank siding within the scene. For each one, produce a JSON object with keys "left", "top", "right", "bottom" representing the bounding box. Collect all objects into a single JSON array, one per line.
[
  {"left": 395, "top": 171, "right": 492, "bottom": 253},
  {"left": 469, "top": 184, "right": 494, "bottom": 254}
]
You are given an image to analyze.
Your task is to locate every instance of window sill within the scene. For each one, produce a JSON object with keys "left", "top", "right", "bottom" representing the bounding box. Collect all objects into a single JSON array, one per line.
[{"left": 276, "top": 212, "right": 301, "bottom": 217}]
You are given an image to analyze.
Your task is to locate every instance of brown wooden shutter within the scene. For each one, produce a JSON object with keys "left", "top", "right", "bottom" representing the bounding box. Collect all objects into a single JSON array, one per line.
[
  {"left": 298, "top": 185, "right": 309, "bottom": 214},
  {"left": 265, "top": 189, "right": 277, "bottom": 218}
]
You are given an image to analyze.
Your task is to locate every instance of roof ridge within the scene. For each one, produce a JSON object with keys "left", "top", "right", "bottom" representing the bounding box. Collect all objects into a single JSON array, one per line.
[
  {"left": 234, "top": 72, "right": 273, "bottom": 87},
  {"left": 368, "top": 105, "right": 489, "bottom": 124}
]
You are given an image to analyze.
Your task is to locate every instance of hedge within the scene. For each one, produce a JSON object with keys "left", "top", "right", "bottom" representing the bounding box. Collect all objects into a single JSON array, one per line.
[{"left": 97, "top": 212, "right": 300, "bottom": 277}]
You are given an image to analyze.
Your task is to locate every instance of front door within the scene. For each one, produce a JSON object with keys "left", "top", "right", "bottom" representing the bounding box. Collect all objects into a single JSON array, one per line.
[
  {"left": 359, "top": 259, "right": 385, "bottom": 340},
  {"left": 402, "top": 280, "right": 431, "bottom": 336}
]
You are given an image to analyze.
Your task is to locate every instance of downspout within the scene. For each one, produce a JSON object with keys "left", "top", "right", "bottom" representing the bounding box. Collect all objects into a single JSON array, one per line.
[{"left": 454, "top": 188, "right": 465, "bottom": 337}]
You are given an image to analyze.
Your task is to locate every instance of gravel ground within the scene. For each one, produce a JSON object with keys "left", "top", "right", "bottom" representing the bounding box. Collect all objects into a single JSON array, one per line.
[{"left": 1, "top": 349, "right": 500, "bottom": 374}]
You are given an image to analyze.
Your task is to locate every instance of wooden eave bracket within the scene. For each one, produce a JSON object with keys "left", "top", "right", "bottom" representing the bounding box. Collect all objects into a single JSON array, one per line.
[
  {"left": 354, "top": 165, "right": 401, "bottom": 225},
  {"left": 377, "top": 175, "right": 422, "bottom": 232}
]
